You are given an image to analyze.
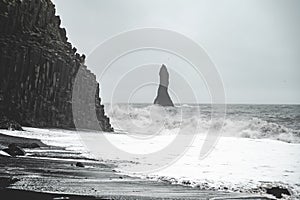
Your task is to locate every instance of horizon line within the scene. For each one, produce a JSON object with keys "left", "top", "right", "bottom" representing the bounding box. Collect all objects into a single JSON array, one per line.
[{"left": 102, "top": 102, "right": 300, "bottom": 105}]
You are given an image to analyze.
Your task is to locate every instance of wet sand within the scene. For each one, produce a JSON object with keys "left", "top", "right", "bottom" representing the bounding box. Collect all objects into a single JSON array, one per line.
[{"left": 0, "top": 132, "right": 272, "bottom": 199}]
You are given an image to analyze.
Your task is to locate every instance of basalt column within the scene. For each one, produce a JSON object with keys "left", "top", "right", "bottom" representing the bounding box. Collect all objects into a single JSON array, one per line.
[{"left": 0, "top": 0, "right": 113, "bottom": 131}]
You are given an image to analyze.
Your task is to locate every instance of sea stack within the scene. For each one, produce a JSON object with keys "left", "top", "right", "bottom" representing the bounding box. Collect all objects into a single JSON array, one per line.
[{"left": 154, "top": 64, "right": 174, "bottom": 107}]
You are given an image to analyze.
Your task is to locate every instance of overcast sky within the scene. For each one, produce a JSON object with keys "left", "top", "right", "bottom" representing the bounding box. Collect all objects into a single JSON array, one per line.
[{"left": 52, "top": 0, "right": 300, "bottom": 104}]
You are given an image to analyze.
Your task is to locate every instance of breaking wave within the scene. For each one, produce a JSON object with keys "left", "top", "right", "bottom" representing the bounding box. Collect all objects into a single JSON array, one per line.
[{"left": 106, "top": 104, "right": 300, "bottom": 143}]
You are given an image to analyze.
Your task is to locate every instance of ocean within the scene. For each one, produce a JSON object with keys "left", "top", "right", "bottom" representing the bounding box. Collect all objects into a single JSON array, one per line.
[
  {"left": 102, "top": 104, "right": 300, "bottom": 196},
  {"left": 2, "top": 104, "right": 300, "bottom": 198},
  {"left": 107, "top": 104, "right": 300, "bottom": 143}
]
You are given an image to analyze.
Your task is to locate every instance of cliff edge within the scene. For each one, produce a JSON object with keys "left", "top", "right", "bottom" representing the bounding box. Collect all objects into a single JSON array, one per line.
[{"left": 0, "top": 0, "right": 113, "bottom": 131}]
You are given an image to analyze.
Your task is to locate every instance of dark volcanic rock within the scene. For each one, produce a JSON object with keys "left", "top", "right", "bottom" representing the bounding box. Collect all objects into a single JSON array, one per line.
[
  {"left": 3, "top": 143, "right": 25, "bottom": 156},
  {"left": 0, "top": 116, "right": 23, "bottom": 130},
  {"left": 154, "top": 64, "right": 174, "bottom": 107},
  {"left": 75, "top": 162, "right": 85, "bottom": 168},
  {"left": 0, "top": 177, "right": 19, "bottom": 188},
  {"left": 266, "top": 186, "right": 291, "bottom": 199},
  {"left": 0, "top": 0, "right": 113, "bottom": 131}
]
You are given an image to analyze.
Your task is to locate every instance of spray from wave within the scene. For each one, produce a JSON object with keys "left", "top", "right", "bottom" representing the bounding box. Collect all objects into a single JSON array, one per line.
[{"left": 105, "top": 104, "right": 300, "bottom": 143}]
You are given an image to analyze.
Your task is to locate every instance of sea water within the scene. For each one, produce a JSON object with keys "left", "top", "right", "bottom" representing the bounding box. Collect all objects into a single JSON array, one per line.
[
  {"left": 3, "top": 104, "right": 299, "bottom": 198},
  {"left": 104, "top": 103, "right": 300, "bottom": 197}
]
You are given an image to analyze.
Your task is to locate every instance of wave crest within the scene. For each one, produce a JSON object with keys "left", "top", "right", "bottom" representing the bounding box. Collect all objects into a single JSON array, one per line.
[{"left": 106, "top": 104, "right": 300, "bottom": 143}]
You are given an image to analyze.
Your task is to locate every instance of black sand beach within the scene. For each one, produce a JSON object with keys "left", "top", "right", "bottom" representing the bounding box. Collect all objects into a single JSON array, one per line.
[
  {"left": 0, "top": 132, "right": 272, "bottom": 200},
  {"left": 0, "top": 0, "right": 298, "bottom": 199}
]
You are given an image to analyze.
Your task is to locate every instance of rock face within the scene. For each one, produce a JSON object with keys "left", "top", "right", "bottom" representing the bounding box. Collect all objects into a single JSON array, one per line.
[
  {"left": 154, "top": 64, "right": 174, "bottom": 107},
  {"left": 0, "top": 0, "right": 113, "bottom": 131}
]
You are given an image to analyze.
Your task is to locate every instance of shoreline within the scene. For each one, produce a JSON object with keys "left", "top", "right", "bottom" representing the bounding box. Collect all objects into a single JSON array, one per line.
[
  {"left": 0, "top": 188, "right": 107, "bottom": 200},
  {"left": 0, "top": 130, "right": 274, "bottom": 199}
]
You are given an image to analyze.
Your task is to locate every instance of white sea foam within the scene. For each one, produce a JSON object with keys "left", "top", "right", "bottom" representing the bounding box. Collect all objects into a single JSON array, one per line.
[
  {"left": 106, "top": 104, "right": 300, "bottom": 143},
  {"left": 104, "top": 104, "right": 300, "bottom": 197},
  {"left": 2, "top": 104, "right": 299, "bottom": 198},
  {"left": 2, "top": 127, "right": 300, "bottom": 198},
  {"left": 112, "top": 135, "right": 300, "bottom": 198}
]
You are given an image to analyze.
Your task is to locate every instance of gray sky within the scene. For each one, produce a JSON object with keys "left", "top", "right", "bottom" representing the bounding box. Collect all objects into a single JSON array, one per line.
[{"left": 53, "top": 0, "right": 300, "bottom": 104}]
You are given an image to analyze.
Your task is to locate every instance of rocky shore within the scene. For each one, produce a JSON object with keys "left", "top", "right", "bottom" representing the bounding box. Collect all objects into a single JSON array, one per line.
[{"left": 0, "top": 128, "right": 273, "bottom": 200}]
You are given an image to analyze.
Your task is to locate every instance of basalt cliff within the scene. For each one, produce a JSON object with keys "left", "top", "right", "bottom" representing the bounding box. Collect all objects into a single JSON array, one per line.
[
  {"left": 0, "top": 0, "right": 113, "bottom": 131},
  {"left": 154, "top": 64, "right": 174, "bottom": 107}
]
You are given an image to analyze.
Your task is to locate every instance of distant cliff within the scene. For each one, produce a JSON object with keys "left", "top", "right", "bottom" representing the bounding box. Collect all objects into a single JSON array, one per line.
[{"left": 0, "top": 0, "right": 113, "bottom": 131}]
